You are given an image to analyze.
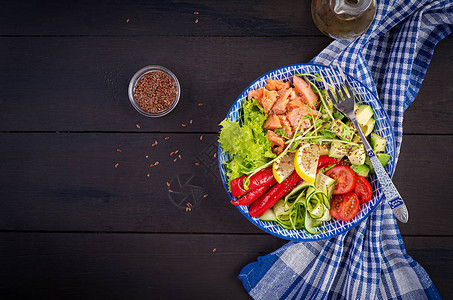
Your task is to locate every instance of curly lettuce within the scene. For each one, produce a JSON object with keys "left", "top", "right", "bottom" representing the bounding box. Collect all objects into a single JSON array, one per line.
[{"left": 219, "top": 99, "right": 275, "bottom": 183}]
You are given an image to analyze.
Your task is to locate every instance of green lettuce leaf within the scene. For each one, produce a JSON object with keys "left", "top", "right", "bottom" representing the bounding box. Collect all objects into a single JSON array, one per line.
[{"left": 219, "top": 99, "right": 275, "bottom": 183}]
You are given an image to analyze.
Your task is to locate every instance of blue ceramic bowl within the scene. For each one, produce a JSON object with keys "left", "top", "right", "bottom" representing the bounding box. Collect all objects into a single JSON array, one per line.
[{"left": 218, "top": 63, "right": 396, "bottom": 241}]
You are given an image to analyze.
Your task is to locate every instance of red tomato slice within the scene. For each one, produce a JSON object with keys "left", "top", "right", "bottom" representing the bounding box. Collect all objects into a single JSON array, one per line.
[
  {"left": 324, "top": 165, "right": 357, "bottom": 194},
  {"left": 355, "top": 176, "right": 373, "bottom": 204},
  {"left": 330, "top": 192, "right": 360, "bottom": 221}
]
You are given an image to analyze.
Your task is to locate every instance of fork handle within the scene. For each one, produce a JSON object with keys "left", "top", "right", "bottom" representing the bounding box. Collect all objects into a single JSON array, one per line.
[{"left": 350, "top": 118, "right": 409, "bottom": 223}]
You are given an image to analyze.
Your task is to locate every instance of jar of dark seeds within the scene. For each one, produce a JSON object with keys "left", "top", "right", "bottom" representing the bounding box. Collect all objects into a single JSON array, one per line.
[{"left": 128, "top": 66, "right": 181, "bottom": 117}]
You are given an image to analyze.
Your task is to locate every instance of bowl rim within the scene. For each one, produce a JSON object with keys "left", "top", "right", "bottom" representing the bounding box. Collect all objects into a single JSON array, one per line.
[
  {"left": 218, "top": 63, "right": 396, "bottom": 241},
  {"left": 128, "top": 65, "right": 181, "bottom": 118}
]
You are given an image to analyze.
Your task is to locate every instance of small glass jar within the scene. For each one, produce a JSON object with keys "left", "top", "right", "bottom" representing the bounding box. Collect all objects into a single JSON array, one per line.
[{"left": 128, "top": 65, "right": 181, "bottom": 118}]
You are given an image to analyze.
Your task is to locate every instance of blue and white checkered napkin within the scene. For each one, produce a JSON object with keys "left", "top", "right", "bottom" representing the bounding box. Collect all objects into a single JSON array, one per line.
[{"left": 239, "top": 1, "right": 453, "bottom": 299}]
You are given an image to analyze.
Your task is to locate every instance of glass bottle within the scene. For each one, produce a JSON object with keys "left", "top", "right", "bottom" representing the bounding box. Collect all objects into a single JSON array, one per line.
[{"left": 311, "top": 0, "right": 377, "bottom": 40}]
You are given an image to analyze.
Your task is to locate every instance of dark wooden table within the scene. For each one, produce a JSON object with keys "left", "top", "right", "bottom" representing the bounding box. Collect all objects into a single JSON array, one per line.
[{"left": 0, "top": 1, "right": 451, "bottom": 299}]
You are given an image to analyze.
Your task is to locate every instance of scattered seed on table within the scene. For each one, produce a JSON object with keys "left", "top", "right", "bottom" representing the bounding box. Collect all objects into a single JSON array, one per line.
[
  {"left": 190, "top": 120, "right": 193, "bottom": 124},
  {"left": 195, "top": 162, "right": 200, "bottom": 166},
  {"left": 147, "top": 174, "right": 150, "bottom": 177},
  {"left": 214, "top": 153, "right": 217, "bottom": 158},
  {"left": 173, "top": 158, "right": 177, "bottom": 162},
  {"left": 194, "top": 11, "right": 199, "bottom": 15},
  {"left": 115, "top": 163, "right": 119, "bottom": 168},
  {"left": 166, "top": 182, "right": 170, "bottom": 187},
  {"left": 178, "top": 154, "right": 182, "bottom": 159},
  {"left": 116, "top": 149, "right": 122, "bottom": 152},
  {"left": 136, "top": 124, "right": 141, "bottom": 129},
  {"left": 204, "top": 194, "right": 208, "bottom": 198},
  {"left": 169, "top": 189, "right": 173, "bottom": 193},
  {"left": 187, "top": 203, "right": 192, "bottom": 207},
  {"left": 126, "top": 18, "right": 130, "bottom": 23},
  {"left": 170, "top": 151, "right": 175, "bottom": 156},
  {"left": 155, "top": 161, "right": 159, "bottom": 166},
  {"left": 212, "top": 248, "right": 217, "bottom": 253},
  {"left": 195, "top": 19, "right": 199, "bottom": 23},
  {"left": 146, "top": 155, "right": 149, "bottom": 158},
  {"left": 200, "top": 135, "right": 203, "bottom": 141},
  {"left": 164, "top": 137, "right": 170, "bottom": 140},
  {"left": 198, "top": 103, "right": 203, "bottom": 106},
  {"left": 175, "top": 150, "right": 179, "bottom": 154},
  {"left": 181, "top": 123, "right": 186, "bottom": 127}
]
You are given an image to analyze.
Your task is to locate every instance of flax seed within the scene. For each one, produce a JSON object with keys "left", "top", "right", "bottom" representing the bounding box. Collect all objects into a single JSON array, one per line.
[
  {"left": 181, "top": 123, "right": 186, "bottom": 127},
  {"left": 198, "top": 103, "right": 203, "bottom": 106},
  {"left": 134, "top": 71, "right": 177, "bottom": 113},
  {"left": 166, "top": 182, "right": 170, "bottom": 187},
  {"left": 200, "top": 135, "right": 203, "bottom": 141},
  {"left": 175, "top": 150, "right": 179, "bottom": 154},
  {"left": 164, "top": 137, "right": 170, "bottom": 140},
  {"left": 170, "top": 152, "right": 175, "bottom": 156},
  {"left": 214, "top": 153, "right": 217, "bottom": 158},
  {"left": 194, "top": 11, "right": 199, "bottom": 15},
  {"left": 146, "top": 155, "right": 149, "bottom": 158},
  {"left": 126, "top": 18, "right": 130, "bottom": 23},
  {"left": 115, "top": 163, "right": 119, "bottom": 168},
  {"left": 173, "top": 158, "right": 177, "bottom": 162},
  {"left": 195, "top": 19, "right": 199, "bottom": 23},
  {"left": 147, "top": 174, "right": 150, "bottom": 177},
  {"left": 155, "top": 161, "right": 159, "bottom": 165},
  {"left": 190, "top": 120, "right": 193, "bottom": 124},
  {"left": 136, "top": 124, "right": 141, "bottom": 129},
  {"left": 204, "top": 194, "right": 208, "bottom": 198},
  {"left": 212, "top": 248, "right": 217, "bottom": 253},
  {"left": 178, "top": 154, "right": 182, "bottom": 159},
  {"left": 116, "top": 149, "right": 122, "bottom": 152},
  {"left": 195, "top": 162, "right": 200, "bottom": 166}
]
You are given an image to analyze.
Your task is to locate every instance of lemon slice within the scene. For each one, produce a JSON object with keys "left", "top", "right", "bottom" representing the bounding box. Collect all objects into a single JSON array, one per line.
[
  {"left": 272, "top": 152, "right": 295, "bottom": 183},
  {"left": 294, "top": 143, "right": 320, "bottom": 184}
]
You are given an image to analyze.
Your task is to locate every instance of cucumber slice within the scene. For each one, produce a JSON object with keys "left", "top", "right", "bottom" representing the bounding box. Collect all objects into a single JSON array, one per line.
[
  {"left": 304, "top": 211, "right": 322, "bottom": 234},
  {"left": 259, "top": 208, "right": 277, "bottom": 221},
  {"left": 318, "top": 204, "right": 332, "bottom": 222},
  {"left": 315, "top": 172, "right": 335, "bottom": 202},
  {"left": 306, "top": 194, "right": 325, "bottom": 219}
]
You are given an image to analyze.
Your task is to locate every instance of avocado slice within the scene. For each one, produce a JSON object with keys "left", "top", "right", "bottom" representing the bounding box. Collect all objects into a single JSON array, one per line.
[
  {"left": 359, "top": 117, "right": 376, "bottom": 137},
  {"left": 330, "top": 119, "right": 354, "bottom": 141},
  {"left": 329, "top": 141, "right": 350, "bottom": 159},
  {"left": 355, "top": 104, "right": 374, "bottom": 126},
  {"left": 370, "top": 133, "right": 387, "bottom": 153},
  {"left": 365, "top": 153, "right": 392, "bottom": 173},
  {"left": 347, "top": 144, "right": 366, "bottom": 165},
  {"left": 351, "top": 164, "right": 371, "bottom": 177}
]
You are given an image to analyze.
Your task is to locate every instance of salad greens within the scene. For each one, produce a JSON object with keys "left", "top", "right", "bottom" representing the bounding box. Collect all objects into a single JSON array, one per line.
[{"left": 219, "top": 99, "right": 275, "bottom": 183}]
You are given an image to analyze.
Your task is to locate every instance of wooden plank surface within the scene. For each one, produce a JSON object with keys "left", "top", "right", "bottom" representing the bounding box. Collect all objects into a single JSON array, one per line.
[
  {"left": 1, "top": 233, "right": 451, "bottom": 299},
  {"left": 0, "top": 133, "right": 451, "bottom": 235},
  {"left": 0, "top": 0, "right": 318, "bottom": 36},
  {"left": 0, "top": 37, "right": 451, "bottom": 133}
]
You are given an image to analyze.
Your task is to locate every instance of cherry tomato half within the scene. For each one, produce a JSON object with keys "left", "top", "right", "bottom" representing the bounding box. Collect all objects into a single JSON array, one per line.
[
  {"left": 324, "top": 165, "right": 357, "bottom": 195},
  {"left": 355, "top": 176, "right": 373, "bottom": 204},
  {"left": 330, "top": 192, "right": 360, "bottom": 221}
]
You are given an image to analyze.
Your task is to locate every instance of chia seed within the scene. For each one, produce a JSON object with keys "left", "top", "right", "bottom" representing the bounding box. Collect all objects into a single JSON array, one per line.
[{"left": 134, "top": 71, "right": 178, "bottom": 114}]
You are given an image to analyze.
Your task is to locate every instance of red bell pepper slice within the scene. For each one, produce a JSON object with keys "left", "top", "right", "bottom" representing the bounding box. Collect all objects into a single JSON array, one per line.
[
  {"left": 230, "top": 167, "right": 276, "bottom": 198},
  {"left": 230, "top": 184, "right": 273, "bottom": 206},
  {"left": 317, "top": 155, "right": 337, "bottom": 170},
  {"left": 249, "top": 171, "right": 301, "bottom": 218}
]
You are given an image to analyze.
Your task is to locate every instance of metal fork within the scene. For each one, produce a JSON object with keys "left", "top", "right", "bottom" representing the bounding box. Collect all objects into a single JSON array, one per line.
[{"left": 320, "top": 65, "right": 409, "bottom": 223}]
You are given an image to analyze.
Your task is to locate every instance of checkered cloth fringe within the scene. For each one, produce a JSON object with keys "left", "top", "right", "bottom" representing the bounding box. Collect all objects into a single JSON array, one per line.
[{"left": 238, "top": 1, "right": 452, "bottom": 299}]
